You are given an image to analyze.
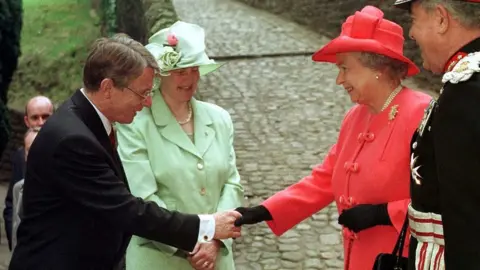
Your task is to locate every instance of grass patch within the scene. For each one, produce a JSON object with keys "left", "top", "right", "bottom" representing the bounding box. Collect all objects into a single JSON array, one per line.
[{"left": 7, "top": 0, "right": 101, "bottom": 110}]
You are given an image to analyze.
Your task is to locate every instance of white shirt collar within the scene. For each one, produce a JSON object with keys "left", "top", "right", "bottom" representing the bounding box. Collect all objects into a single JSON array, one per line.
[{"left": 80, "top": 88, "right": 112, "bottom": 135}]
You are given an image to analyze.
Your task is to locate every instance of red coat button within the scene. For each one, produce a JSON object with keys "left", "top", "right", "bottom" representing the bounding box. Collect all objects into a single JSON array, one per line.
[{"left": 364, "top": 132, "right": 375, "bottom": 142}]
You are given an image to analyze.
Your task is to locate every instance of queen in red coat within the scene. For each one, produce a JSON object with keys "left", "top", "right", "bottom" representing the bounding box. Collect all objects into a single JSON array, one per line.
[{"left": 235, "top": 6, "right": 432, "bottom": 270}]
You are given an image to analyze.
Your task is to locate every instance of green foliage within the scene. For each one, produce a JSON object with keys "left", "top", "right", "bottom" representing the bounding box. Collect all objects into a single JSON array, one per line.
[
  {"left": 102, "top": 0, "right": 117, "bottom": 36},
  {"left": 7, "top": 0, "right": 182, "bottom": 110},
  {"left": 0, "top": 0, "right": 22, "bottom": 155},
  {"left": 7, "top": 0, "right": 100, "bottom": 109},
  {"left": 0, "top": 99, "right": 11, "bottom": 157}
]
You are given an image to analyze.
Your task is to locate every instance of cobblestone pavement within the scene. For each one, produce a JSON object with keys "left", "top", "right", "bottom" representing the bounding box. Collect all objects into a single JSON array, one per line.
[
  {"left": 174, "top": 0, "right": 433, "bottom": 269},
  {"left": 174, "top": 0, "right": 350, "bottom": 269},
  {"left": 0, "top": 0, "right": 433, "bottom": 269}
]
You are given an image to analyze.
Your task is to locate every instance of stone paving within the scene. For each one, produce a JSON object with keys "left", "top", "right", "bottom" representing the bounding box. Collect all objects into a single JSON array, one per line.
[
  {"left": 0, "top": 0, "right": 434, "bottom": 269},
  {"left": 174, "top": 0, "right": 350, "bottom": 269},
  {"left": 174, "top": 0, "right": 433, "bottom": 269},
  {"left": 173, "top": 0, "right": 330, "bottom": 57},
  {"left": 196, "top": 56, "right": 351, "bottom": 270}
]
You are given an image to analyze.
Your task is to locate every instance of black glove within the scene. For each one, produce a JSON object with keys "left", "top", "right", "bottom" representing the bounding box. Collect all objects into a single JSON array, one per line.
[
  {"left": 338, "top": 203, "right": 391, "bottom": 233},
  {"left": 234, "top": 205, "right": 273, "bottom": 226}
]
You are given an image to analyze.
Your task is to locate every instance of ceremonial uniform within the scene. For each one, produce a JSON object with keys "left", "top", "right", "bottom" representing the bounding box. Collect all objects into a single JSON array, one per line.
[{"left": 407, "top": 37, "right": 480, "bottom": 269}]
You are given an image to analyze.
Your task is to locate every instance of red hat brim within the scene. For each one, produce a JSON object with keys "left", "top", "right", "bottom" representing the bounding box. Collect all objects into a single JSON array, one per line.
[{"left": 312, "top": 36, "right": 420, "bottom": 77}]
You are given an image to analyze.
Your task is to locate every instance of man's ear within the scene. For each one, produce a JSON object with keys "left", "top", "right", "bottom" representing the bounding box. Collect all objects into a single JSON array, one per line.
[
  {"left": 99, "top": 78, "right": 114, "bottom": 99},
  {"left": 24, "top": 116, "right": 30, "bottom": 127},
  {"left": 434, "top": 4, "right": 450, "bottom": 35}
]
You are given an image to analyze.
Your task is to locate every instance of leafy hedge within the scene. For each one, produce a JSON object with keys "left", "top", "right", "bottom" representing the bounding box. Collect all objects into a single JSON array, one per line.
[{"left": 0, "top": 0, "right": 22, "bottom": 157}]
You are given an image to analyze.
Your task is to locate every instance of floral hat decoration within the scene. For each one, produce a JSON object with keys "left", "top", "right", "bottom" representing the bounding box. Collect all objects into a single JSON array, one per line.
[{"left": 145, "top": 21, "right": 224, "bottom": 76}]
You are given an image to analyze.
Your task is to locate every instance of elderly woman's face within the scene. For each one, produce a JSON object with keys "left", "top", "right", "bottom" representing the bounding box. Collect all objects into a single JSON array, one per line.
[
  {"left": 160, "top": 67, "right": 200, "bottom": 102},
  {"left": 335, "top": 52, "right": 377, "bottom": 104}
]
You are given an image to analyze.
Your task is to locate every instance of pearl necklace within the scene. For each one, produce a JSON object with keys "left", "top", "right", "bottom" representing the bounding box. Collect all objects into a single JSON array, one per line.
[
  {"left": 381, "top": 85, "right": 403, "bottom": 112},
  {"left": 177, "top": 103, "right": 193, "bottom": 125}
]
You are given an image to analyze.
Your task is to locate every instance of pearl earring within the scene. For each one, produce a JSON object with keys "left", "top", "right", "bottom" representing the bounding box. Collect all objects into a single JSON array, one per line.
[{"left": 375, "top": 75, "right": 379, "bottom": 79}]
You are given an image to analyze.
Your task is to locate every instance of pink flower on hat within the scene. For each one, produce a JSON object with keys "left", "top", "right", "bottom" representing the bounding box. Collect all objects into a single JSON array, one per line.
[{"left": 167, "top": 33, "right": 178, "bottom": 46}]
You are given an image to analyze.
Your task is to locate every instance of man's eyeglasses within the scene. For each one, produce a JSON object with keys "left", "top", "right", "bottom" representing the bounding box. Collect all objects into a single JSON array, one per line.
[{"left": 124, "top": 86, "right": 154, "bottom": 100}]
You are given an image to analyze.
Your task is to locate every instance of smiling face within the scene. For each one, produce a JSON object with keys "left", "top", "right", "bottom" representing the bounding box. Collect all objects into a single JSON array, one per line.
[
  {"left": 99, "top": 67, "right": 155, "bottom": 124},
  {"left": 335, "top": 52, "right": 378, "bottom": 105},
  {"left": 408, "top": 2, "right": 452, "bottom": 74},
  {"left": 160, "top": 67, "right": 200, "bottom": 102}
]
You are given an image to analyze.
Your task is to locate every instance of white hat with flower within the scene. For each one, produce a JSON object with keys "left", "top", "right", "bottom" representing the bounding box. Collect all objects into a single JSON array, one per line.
[{"left": 145, "top": 21, "right": 223, "bottom": 76}]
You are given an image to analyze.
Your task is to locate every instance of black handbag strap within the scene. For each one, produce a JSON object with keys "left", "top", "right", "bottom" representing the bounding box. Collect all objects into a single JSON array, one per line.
[{"left": 392, "top": 211, "right": 409, "bottom": 257}]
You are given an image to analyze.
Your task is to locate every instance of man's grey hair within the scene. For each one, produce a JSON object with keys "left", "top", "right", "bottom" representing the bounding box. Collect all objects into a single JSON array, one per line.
[
  {"left": 83, "top": 33, "right": 159, "bottom": 92},
  {"left": 418, "top": 0, "right": 480, "bottom": 29},
  {"left": 357, "top": 53, "right": 409, "bottom": 81}
]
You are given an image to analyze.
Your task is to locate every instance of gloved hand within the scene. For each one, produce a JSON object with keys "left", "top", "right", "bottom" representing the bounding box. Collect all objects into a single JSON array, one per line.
[
  {"left": 234, "top": 205, "right": 273, "bottom": 227},
  {"left": 338, "top": 203, "right": 391, "bottom": 233}
]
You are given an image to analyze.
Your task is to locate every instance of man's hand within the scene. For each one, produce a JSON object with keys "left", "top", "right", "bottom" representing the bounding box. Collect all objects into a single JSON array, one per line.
[
  {"left": 213, "top": 210, "right": 242, "bottom": 239},
  {"left": 187, "top": 241, "right": 221, "bottom": 270},
  {"left": 234, "top": 205, "right": 273, "bottom": 226}
]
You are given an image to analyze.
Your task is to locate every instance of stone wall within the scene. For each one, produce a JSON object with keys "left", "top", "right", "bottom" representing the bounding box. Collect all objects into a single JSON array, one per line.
[{"left": 235, "top": 0, "right": 443, "bottom": 91}]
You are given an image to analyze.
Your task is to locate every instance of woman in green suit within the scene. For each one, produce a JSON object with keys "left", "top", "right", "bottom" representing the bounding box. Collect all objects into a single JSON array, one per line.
[{"left": 116, "top": 21, "right": 244, "bottom": 270}]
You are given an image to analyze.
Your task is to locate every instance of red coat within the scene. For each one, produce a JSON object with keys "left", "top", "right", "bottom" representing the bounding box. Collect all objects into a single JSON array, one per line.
[{"left": 262, "top": 88, "right": 431, "bottom": 270}]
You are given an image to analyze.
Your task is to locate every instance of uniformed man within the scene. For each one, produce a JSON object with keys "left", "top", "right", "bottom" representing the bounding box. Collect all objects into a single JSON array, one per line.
[{"left": 393, "top": 0, "right": 480, "bottom": 269}]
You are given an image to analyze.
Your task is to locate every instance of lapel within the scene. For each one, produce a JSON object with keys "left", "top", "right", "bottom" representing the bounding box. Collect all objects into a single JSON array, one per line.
[
  {"left": 193, "top": 100, "right": 216, "bottom": 157},
  {"left": 151, "top": 94, "right": 215, "bottom": 159},
  {"left": 70, "top": 90, "right": 129, "bottom": 186}
]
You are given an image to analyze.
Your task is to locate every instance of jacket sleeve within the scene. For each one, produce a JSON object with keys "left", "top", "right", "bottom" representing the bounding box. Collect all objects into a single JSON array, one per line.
[
  {"left": 52, "top": 135, "right": 200, "bottom": 252},
  {"left": 433, "top": 78, "right": 480, "bottom": 268},
  {"left": 215, "top": 113, "right": 244, "bottom": 254},
  {"left": 388, "top": 93, "right": 431, "bottom": 236},
  {"left": 262, "top": 143, "right": 337, "bottom": 236},
  {"left": 387, "top": 199, "right": 409, "bottom": 234},
  {"left": 3, "top": 148, "right": 24, "bottom": 250},
  {"left": 115, "top": 122, "right": 178, "bottom": 255}
]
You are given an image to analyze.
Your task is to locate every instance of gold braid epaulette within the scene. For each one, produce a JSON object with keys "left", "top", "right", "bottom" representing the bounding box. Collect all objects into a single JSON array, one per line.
[{"left": 442, "top": 51, "right": 480, "bottom": 84}]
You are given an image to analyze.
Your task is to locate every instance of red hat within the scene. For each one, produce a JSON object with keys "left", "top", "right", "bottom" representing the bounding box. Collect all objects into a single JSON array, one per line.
[{"left": 312, "top": 5, "right": 419, "bottom": 77}]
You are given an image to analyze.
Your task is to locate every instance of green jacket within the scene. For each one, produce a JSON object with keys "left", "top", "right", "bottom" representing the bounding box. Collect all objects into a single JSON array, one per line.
[{"left": 116, "top": 94, "right": 244, "bottom": 270}]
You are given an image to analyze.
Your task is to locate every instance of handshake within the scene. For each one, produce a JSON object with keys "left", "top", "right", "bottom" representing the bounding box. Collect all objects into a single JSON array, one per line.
[{"left": 211, "top": 205, "right": 273, "bottom": 239}]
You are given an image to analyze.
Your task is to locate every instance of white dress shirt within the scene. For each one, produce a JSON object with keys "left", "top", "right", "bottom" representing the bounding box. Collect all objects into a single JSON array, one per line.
[{"left": 80, "top": 89, "right": 215, "bottom": 242}]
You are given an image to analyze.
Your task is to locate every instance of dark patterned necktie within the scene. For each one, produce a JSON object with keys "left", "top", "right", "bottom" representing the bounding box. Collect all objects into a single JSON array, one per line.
[{"left": 109, "top": 126, "right": 117, "bottom": 149}]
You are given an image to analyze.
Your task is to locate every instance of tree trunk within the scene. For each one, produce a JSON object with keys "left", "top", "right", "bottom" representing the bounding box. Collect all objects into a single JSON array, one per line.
[
  {"left": 0, "top": 0, "right": 23, "bottom": 158},
  {"left": 115, "top": 0, "right": 148, "bottom": 44}
]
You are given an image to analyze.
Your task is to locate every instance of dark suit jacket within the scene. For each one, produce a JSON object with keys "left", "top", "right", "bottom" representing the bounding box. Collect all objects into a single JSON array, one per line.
[
  {"left": 9, "top": 90, "right": 200, "bottom": 270},
  {"left": 3, "top": 148, "right": 25, "bottom": 250}
]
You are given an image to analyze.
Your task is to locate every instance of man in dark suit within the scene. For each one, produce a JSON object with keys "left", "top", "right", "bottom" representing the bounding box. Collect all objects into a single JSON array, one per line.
[
  {"left": 10, "top": 128, "right": 39, "bottom": 251},
  {"left": 9, "top": 34, "right": 241, "bottom": 270},
  {"left": 3, "top": 95, "right": 53, "bottom": 250}
]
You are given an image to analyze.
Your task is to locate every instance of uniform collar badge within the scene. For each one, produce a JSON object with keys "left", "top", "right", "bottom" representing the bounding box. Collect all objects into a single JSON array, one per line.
[{"left": 442, "top": 51, "right": 480, "bottom": 84}]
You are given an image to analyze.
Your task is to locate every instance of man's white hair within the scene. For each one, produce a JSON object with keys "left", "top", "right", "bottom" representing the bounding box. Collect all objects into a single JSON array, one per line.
[{"left": 418, "top": 0, "right": 480, "bottom": 29}]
